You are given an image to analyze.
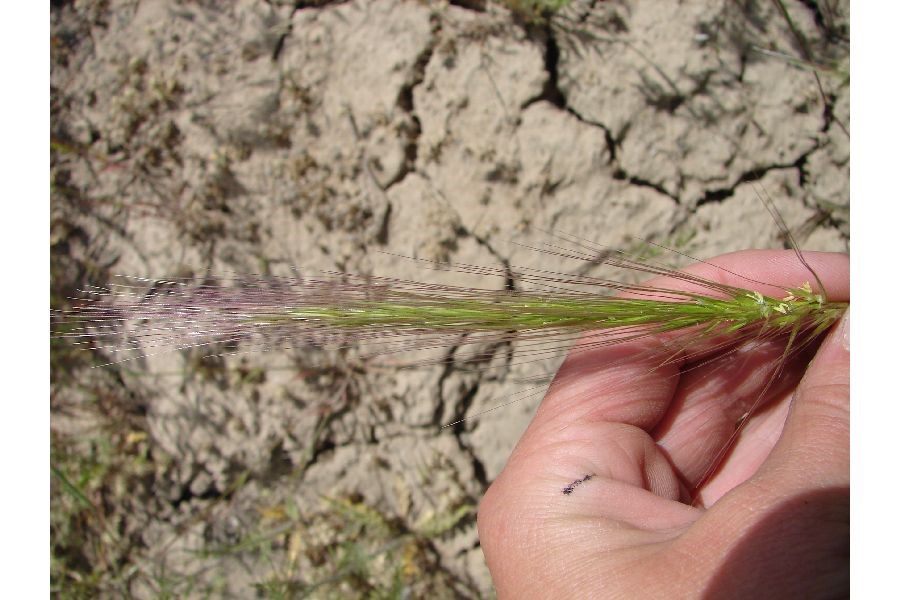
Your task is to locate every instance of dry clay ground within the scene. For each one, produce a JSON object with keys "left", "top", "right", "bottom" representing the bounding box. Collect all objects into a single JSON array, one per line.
[{"left": 50, "top": 0, "right": 849, "bottom": 597}]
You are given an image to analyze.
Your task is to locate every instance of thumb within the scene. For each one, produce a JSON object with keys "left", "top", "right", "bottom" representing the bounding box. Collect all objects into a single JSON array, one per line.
[
  {"left": 757, "top": 309, "right": 850, "bottom": 490},
  {"left": 672, "top": 311, "right": 850, "bottom": 598}
]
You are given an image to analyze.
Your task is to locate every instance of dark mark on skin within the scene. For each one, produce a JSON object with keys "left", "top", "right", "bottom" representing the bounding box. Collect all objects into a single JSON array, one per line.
[{"left": 562, "top": 473, "right": 595, "bottom": 496}]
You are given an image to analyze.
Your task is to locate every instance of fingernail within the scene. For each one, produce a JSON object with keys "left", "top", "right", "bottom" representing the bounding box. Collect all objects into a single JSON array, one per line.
[{"left": 839, "top": 310, "right": 850, "bottom": 352}]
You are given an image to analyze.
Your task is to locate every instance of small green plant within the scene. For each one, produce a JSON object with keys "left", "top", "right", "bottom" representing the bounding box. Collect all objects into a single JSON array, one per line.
[
  {"left": 200, "top": 495, "right": 477, "bottom": 598},
  {"left": 50, "top": 429, "right": 153, "bottom": 598}
]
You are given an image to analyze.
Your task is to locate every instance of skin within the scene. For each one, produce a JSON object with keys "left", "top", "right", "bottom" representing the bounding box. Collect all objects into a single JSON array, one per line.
[{"left": 478, "top": 251, "right": 850, "bottom": 599}]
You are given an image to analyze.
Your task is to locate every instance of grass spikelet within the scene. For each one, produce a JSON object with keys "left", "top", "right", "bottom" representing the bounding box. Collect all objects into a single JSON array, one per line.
[{"left": 55, "top": 241, "right": 847, "bottom": 374}]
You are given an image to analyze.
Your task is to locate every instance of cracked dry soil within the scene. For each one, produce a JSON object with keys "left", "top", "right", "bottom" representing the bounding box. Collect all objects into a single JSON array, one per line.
[{"left": 51, "top": 0, "right": 848, "bottom": 597}]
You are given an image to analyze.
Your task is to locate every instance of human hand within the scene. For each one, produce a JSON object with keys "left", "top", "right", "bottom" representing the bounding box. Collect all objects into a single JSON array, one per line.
[{"left": 478, "top": 251, "right": 849, "bottom": 599}]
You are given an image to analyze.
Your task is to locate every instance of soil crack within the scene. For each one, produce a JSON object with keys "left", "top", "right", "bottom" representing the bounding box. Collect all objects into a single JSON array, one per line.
[
  {"left": 696, "top": 142, "right": 821, "bottom": 207},
  {"left": 522, "top": 23, "right": 619, "bottom": 163},
  {"left": 388, "top": 14, "right": 442, "bottom": 192}
]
